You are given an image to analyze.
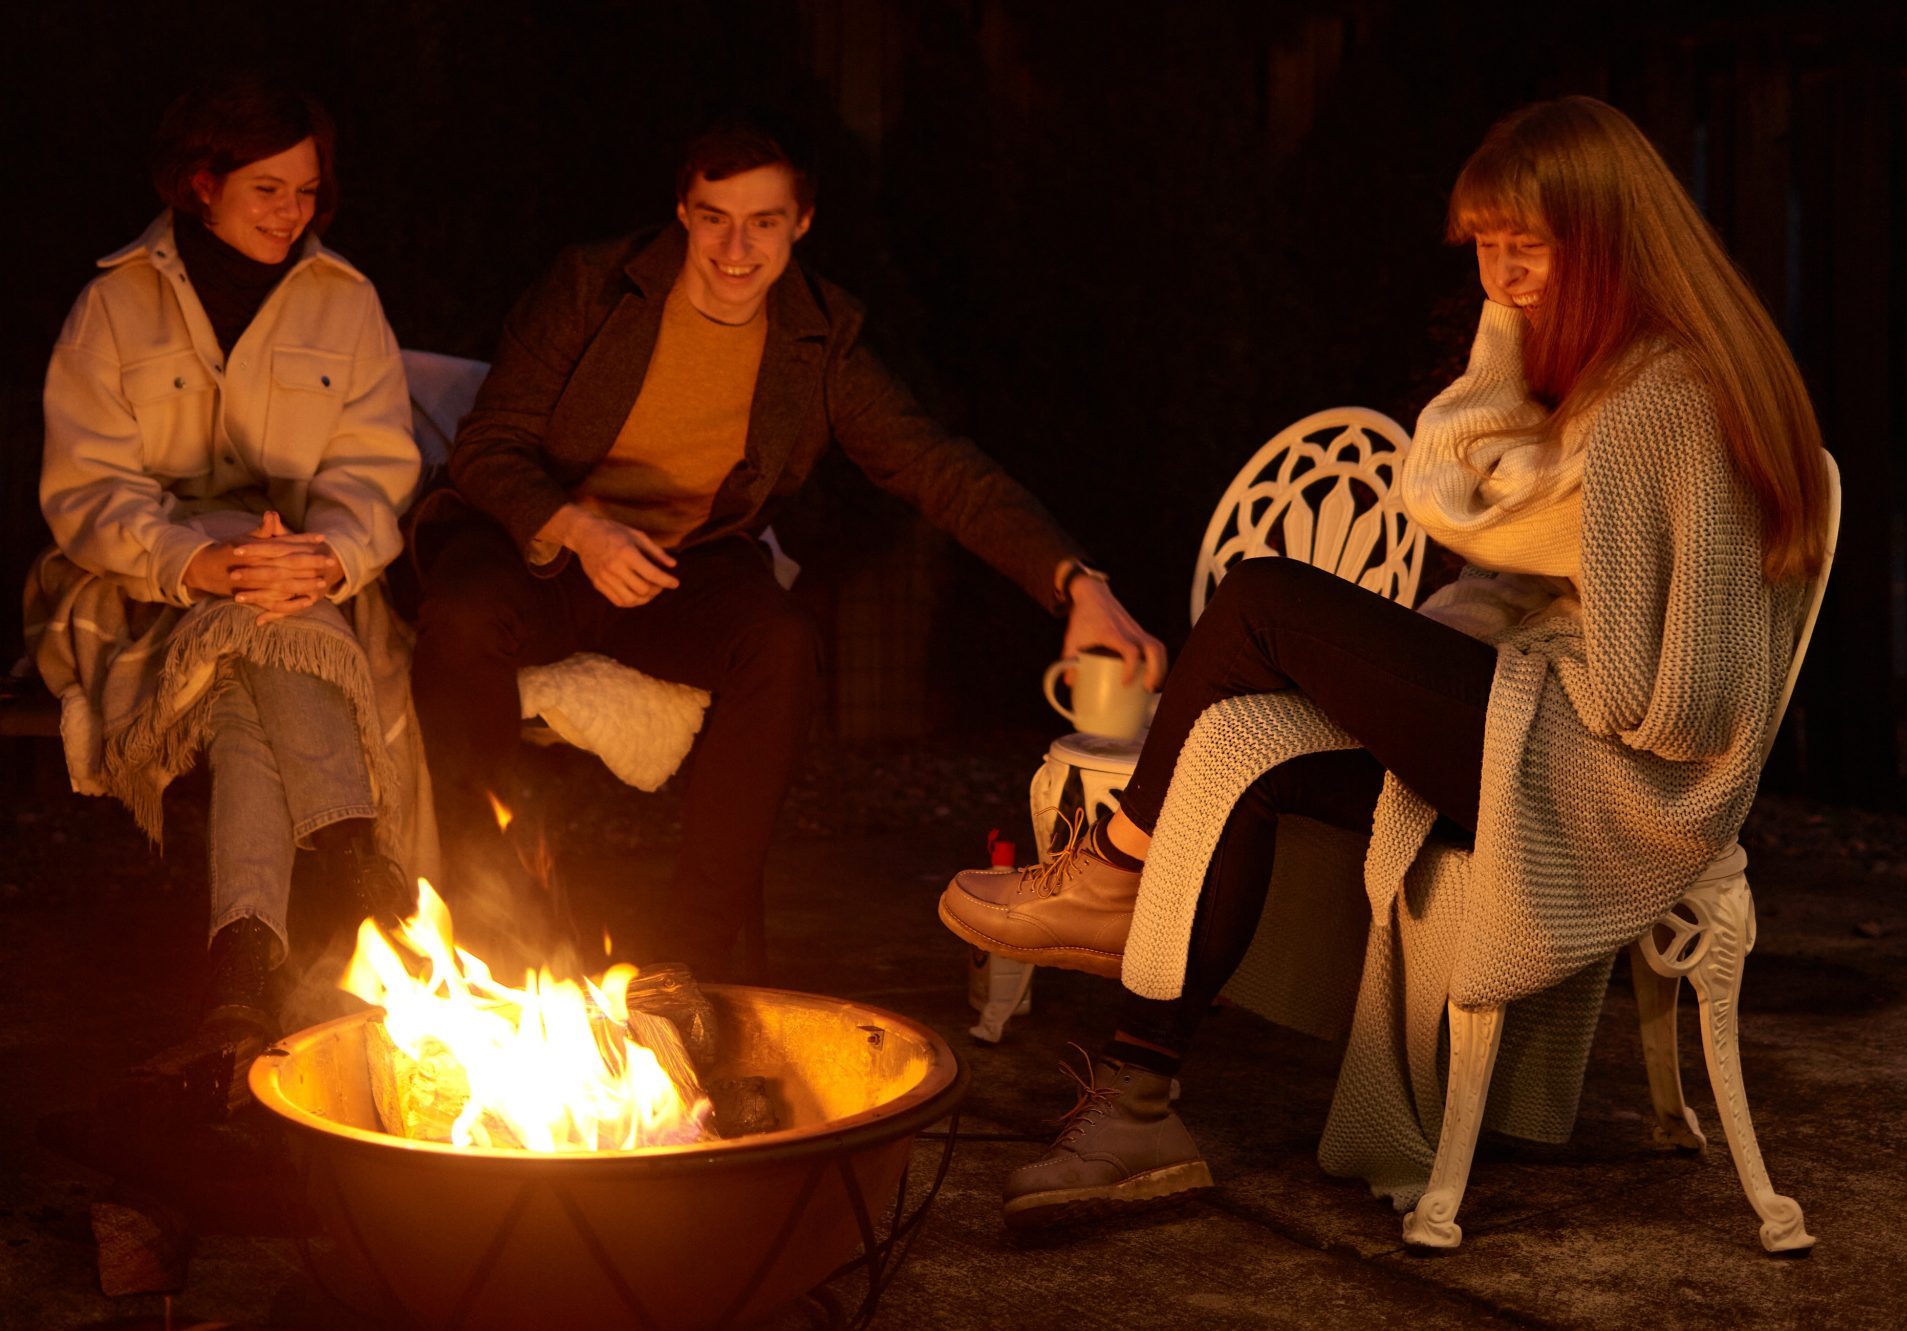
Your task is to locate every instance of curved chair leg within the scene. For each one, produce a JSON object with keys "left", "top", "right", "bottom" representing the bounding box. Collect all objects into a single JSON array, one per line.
[
  {"left": 1679, "top": 877, "right": 1815, "bottom": 1253},
  {"left": 1628, "top": 940, "right": 1707, "bottom": 1151},
  {"left": 1402, "top": 1002, "right": 1506, "bottom": 1250},
  {"left": 1643, "top": 852, "right": 1814, "bottom": 1252}
]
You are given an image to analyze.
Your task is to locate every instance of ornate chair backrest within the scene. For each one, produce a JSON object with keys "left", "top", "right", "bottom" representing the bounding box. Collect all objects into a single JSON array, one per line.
[
  {"left": 1191, "top": 407, "right": 1427, "bottom": 624},
  {"left": 1759, "top": 451, "right": 1841, "bottom": 766}
]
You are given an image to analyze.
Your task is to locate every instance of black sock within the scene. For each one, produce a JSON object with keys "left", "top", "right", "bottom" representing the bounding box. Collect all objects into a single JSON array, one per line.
[
  {"left": 1088, "top": 819, "right": 1145, "bottom": 873},
  {"left": 1106, "top": 1037, "right": 1182, "bottom": 1077}
]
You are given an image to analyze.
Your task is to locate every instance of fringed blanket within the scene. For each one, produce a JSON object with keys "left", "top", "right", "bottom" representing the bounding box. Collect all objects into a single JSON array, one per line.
[{"left": 24, "top": 507, "right": 437, "bottom": 883}]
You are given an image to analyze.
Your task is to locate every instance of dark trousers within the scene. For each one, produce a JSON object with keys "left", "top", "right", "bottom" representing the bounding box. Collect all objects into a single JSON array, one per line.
[
  {"left": 411, "top": 524, "right": 822, "bottom": 975},
  {"left": 1114, "top": 557, "right": 1498, "bottom": 1052}
]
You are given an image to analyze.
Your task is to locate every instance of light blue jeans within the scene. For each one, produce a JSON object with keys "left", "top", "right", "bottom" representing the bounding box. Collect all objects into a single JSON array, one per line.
[{"left": 206, "top": 659, "right": 375, "bottom": 960}]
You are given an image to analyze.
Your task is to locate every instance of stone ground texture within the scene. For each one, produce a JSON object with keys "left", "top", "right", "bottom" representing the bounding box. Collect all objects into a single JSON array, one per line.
[{"left": 0, "top": 731, "right": 1901, "bottom": 1329}]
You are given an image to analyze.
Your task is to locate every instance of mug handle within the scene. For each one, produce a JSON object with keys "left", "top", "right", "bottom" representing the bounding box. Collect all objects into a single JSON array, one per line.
[{"left": 1042, "top": 659, "right": 1078, "bottom": 724}]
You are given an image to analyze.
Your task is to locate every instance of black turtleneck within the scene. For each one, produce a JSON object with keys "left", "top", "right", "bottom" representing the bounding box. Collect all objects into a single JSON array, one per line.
[{"left": 173, "top": 214, "right": 297, "bottom": 356}]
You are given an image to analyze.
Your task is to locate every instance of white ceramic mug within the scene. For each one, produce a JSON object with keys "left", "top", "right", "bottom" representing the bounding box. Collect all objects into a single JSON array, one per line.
[{"left": 1042, "top": 647, "right": 1152, "bottom": 739}]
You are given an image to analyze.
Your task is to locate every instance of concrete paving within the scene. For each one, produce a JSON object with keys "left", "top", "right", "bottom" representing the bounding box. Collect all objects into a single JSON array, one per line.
[{"left": 1, "top": 738, "right": 1901, "bottom": 1329}]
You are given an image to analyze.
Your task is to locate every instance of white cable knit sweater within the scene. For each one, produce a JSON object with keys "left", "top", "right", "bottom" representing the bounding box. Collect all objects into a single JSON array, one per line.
[
  {"left": 1121, "top": 302, "right": 1805, "bottom": 1204},
  {"left": 1403, "top": 302, "right": 1584, "bottom": 586}
]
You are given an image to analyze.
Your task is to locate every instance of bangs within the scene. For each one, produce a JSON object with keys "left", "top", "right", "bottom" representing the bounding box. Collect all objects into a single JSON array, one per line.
[{"left": 1446, "top": 144, "right": 1545, "bottom": 243}]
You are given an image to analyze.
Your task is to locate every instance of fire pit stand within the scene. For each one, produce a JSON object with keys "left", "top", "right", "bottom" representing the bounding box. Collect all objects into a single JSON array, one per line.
[
  {"left": 748, "top": 1107, "right": 964, "bottom": 1330},
  {"left": 254, "top": 986, "right": 968, "bottom": 1331}
]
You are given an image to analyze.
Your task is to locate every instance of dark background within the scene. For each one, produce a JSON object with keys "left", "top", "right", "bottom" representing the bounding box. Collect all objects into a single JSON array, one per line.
[{"left": 4, "top": 0, "right": 1902, "bottom": 801}]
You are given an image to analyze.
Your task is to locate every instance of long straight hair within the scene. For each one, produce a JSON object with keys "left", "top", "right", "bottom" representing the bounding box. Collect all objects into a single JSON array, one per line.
[{"left": 1447, "top": 96, "right": 1829, "bottom": 582}]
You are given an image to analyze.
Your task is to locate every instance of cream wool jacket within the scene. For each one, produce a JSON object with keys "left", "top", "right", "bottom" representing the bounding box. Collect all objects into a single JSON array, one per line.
[{"left": 39, "top": 212, "right": 417, "bottom": 604}]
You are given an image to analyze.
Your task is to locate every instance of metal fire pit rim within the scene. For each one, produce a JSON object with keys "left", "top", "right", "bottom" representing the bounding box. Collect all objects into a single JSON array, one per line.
[{"left": 250, "top": 983, "right": 966, "bottom": 1171}]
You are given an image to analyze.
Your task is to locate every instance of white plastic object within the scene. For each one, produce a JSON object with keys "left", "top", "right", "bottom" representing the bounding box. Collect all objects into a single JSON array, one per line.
[
  {"left": 1403, "top": 454, "right": 1839, "bottom": 1253},
  {"left": 967, "top": 948, "right": 1035, "bottom": 1044}
]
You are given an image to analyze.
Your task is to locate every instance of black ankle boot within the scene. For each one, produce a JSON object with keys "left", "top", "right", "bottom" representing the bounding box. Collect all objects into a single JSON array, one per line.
[
  {"left": 105, "top": 918, "right": 281, "bottom": 1124},
  {"left": 313, "top": 820, "right": 412, "bottom": 929},
  {"left": 202, "top": 916, "right": 280, "bottom": 1039}
]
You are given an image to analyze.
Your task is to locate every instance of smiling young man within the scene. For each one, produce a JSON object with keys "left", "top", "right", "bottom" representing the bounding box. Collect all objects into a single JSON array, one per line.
[{"left": 411, "top": 115, "right": 1162, "bottom": 979}]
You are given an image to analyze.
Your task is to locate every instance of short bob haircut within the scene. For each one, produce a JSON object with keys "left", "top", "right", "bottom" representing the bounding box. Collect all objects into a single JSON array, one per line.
[
  {"left": 675, "top": 111, "right": 816, "bottom": 215},
  {"left": 151, "top": 77, "right": 340, "bottom": 234}
]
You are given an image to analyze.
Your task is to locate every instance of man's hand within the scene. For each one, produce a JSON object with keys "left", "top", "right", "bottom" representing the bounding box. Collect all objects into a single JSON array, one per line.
[
  {"left": 546, "top": 504, "right": 680, "bottom": 608},
  {"left": 1063, "top": 576, "right": 1167, "bottom": 691}
]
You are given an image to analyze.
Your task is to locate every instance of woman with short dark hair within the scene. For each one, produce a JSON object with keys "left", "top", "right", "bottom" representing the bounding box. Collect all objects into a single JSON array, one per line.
[{"left": 27, "top": 77, "right": 428, "bottom": 1087}]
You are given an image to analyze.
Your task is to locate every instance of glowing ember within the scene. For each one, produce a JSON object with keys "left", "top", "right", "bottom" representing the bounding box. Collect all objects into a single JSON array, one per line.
[
  {"left": 486, "top": 792, "right": 514, "bottom": 833},
  {"left": 341, "top": 879, "right": 713, "bottom": 1152}
]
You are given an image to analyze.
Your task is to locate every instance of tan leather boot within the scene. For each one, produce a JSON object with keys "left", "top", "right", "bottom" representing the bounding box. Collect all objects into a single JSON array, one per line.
[
  {"left": 1003, "top": 1053, "right": 1212, "bottom": 1229},
  {"left": 937, "top": 820, "right": 1137, "bottom": 978}
]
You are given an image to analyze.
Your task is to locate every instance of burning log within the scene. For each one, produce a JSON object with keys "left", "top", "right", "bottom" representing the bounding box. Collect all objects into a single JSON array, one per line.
[
  {"left": 347, "top": 882, "right": 722, "bottom": 1151},
  {"left": 708, "top": 1076, "right": 778, "bottom": 1137},
  {"left": 365, "top": 1019, "right": 521, "bottom": 1147},
  {"left": 624, "top": 963, "right": 716, "bottom": 1065},
  {"left": 623, "top": 962, "right": 718, "bottom": 1135},
  {"left": 624, "top": 965, "right": 778, "bottom": 1137}
]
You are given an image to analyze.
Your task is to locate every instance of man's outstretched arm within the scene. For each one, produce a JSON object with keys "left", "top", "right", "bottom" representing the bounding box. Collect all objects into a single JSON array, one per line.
[{"left": 828, "top": 317, "right": 1164, "bottom": 686}]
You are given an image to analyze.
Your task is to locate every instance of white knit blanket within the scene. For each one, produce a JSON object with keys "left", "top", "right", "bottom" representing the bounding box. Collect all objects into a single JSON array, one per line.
[
  {"left": 517, "top": 654, "right": 708, "bottom": 791},
  {"left": 1123, "top": 333, "right": 1803, "bottom": 1205}
]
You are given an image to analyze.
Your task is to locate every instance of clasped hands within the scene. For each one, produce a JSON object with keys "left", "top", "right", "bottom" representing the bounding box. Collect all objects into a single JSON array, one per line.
[{"left": 184, "top": 511, "right": 342, "bottom": 624}]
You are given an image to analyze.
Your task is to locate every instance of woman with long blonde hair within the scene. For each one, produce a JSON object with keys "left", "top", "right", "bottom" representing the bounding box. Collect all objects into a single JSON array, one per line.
[{"left": 938, "top": 95, "right": 1829, "bottom": 1228}]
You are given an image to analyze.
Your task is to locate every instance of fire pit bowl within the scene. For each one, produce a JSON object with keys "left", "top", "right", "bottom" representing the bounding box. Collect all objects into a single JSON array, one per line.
[{"left": 251, "top": 985, "right": 966, "bottom": 1330}]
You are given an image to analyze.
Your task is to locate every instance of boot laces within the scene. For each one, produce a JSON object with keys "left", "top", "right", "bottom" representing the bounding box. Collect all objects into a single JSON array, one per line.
[
  {"left": 1047, "top": 1043, "right": 1122, "bottom": 1148},
  {"left": 1020, "top": 809, "right": 1094, "bottom": 898}
]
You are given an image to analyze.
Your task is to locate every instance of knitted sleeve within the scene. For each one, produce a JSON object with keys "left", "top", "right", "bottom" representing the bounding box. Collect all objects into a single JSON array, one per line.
[
  {"left": 1554, "top": 356, "right": 1784, "bottom": 762},
  {"left": 1403, "top": 303, "right": 1583, "bottom": 580}
]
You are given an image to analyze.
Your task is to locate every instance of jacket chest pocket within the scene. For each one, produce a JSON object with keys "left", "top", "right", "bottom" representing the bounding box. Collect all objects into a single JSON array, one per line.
[
  {"left": 122, "top": 351, "right": 215, "bottom": 477},
  {"left": 264, "top": 347, "right": 352, "bottom": 478}
]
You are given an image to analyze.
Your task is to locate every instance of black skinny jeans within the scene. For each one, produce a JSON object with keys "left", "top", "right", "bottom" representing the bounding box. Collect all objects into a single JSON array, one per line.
[{"left": 1114, "top": 557, "right": 1499, "bottom": 1053}]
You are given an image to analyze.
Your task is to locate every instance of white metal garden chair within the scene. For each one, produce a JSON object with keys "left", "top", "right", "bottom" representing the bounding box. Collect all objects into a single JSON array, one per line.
[{"left": 1402, "top": 453, "right": 1839, "bottom": 1255}]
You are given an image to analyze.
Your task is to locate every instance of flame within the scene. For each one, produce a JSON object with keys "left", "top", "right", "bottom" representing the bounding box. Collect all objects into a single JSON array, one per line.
[
  {"left": 342, "top": 879, "right": 711, "bottom": 1152},
  {"left": 487, "top": 792, "right": 514, "bottom": 833}
]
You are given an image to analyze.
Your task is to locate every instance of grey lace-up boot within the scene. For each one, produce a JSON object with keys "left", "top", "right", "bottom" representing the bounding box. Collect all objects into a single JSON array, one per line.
[{"left": 1003, "top": 1053, "right": 1213, "bottom": 1229}]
